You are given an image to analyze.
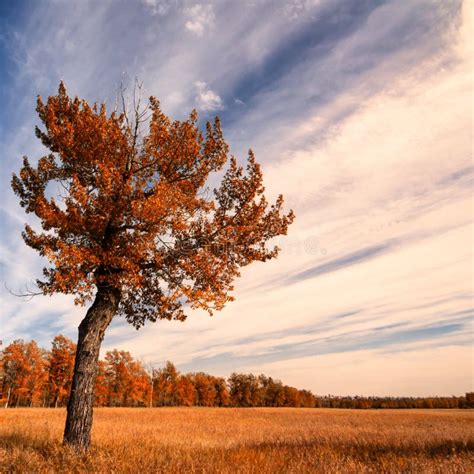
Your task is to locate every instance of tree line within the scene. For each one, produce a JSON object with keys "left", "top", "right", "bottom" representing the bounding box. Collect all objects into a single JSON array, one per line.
[{"left": 1, "top": 336, "right": 472, "bottom": 409}]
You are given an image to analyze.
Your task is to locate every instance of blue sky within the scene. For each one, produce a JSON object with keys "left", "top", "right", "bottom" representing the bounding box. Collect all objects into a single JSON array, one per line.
[{"left": 0, "top": 0, "right": 472, "bottom": 396}]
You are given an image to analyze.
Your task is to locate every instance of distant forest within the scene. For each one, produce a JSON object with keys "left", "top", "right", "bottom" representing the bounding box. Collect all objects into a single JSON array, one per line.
[{"left": 1, "top": 336, "right": 472, "bottom": 409}]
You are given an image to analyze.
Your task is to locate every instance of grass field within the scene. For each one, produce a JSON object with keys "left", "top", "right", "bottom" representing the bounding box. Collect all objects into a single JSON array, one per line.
[{"left": 1, "top": 408, "right": 473, "bottom": 473}]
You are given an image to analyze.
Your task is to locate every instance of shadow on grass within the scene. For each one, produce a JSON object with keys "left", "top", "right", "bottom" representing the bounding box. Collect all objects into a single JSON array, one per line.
[
  {"left": 0, "top": 432, "right": 95, "bottom": 461},
  {"left": 0, "top": 431, "right": 53, "bottom": 450},
  {"left": 243, "top": 437, "right": 474, "bottom": 459}
]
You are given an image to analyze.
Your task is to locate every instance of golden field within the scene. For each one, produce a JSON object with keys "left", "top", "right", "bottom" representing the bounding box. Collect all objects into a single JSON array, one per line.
[{"left": 1, "top": 408, "right": 473, "bottom": 473}]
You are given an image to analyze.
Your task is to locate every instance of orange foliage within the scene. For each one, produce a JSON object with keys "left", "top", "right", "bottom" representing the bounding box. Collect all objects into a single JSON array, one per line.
[
  {"left": 11, "top": 82, "right": 294, "bottom": 328},
  {"left": 47, "top": 335, "right": 76, "bottom": 407},
  {"left": 1, "top": 336, "right": 472, "bottom": 410},
  {"left": 175, "top": 375, "right": 196, "bottom": 406},
  {"left": 1, "top": 340, "right": 46, "bottom": 407},
  {"left": 93, "top": 360, "right": 108, "bottom": 407},
  {"left": 104, "top": 350, "right": 149, "bottom": 407}
]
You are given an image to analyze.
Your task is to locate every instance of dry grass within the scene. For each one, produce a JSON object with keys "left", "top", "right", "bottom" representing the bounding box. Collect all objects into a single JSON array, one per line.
[{"left": 1, "top": 408, "right": 473, "bottom": 473}]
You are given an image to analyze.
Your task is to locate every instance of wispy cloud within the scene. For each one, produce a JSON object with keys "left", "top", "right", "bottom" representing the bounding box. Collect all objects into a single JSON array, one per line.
[
  {"left": 194, "top": 80, "right": 223, "bottom": 111},
  {"left": 0, "top": 0, "right": 471, "bottom": 396},
  {"left": 184, "top": 4, "right": 215, "bottom": 36},
  {"left": 142, "top": 0, "right": 176, "bottom": 16}
]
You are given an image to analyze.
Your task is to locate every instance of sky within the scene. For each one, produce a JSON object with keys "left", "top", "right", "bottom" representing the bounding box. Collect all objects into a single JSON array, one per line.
[{"left": 0, "top": 0, "right": 472, "bottom": 397}]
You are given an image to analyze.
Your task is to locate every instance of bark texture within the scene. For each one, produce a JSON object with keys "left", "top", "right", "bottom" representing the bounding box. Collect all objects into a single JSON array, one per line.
[{"left": 63, "top": 286, "right": 120, "bottom": 449}]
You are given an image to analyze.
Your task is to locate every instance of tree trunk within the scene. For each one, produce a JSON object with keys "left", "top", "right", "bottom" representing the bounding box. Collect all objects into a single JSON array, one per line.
[
  {"left": 5, "top": 387, "right": 11, "bottom": 408},
  {"left": 63, "top": 286, "right": 120, "bottom": 450},
  {"left": 149, "top": 375, "right": 154, "bottom": 408}
]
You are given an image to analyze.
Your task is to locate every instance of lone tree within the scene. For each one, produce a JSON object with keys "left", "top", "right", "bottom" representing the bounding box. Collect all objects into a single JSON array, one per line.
[{"left": 11, "top": 83, "right": 294, "bottom": 449}]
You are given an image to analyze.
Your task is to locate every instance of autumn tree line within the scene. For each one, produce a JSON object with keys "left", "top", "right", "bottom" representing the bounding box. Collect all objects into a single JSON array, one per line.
[{"left": 1, "top": 336, "right": 472, "bottom": 410}]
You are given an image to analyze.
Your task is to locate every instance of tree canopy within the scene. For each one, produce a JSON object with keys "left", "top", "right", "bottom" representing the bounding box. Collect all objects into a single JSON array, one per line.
[
  {"left": 11, "top": 82, "right": 295, "bottom": 449},
  {"left": 12, "top": 82, "right": 294, "bottom": 328}
]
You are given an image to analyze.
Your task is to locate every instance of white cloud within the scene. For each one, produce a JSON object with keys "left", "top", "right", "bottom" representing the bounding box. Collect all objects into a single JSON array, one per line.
[
  {"left": 1, "top": 0, "right": 471, "bottom": 396},
  {"left": 142, "top": 0, "right": 175, "bottom": 16},
  {"left": 184, "top": 4, "right": 215, "bottom": 36},
  {"left": 112, "top": 1, "right": 473, "bottom": 394},
  {"left": 194, "top": 80, "right": 224, "bottom": 111}
]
